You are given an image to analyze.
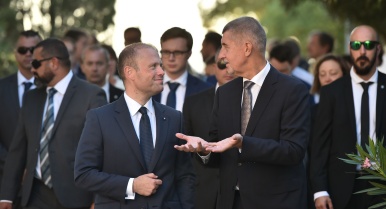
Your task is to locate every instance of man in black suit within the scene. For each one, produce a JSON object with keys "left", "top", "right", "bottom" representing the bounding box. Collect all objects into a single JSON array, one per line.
[
  {"left": 82, "top": 44, "right": 123, "bottom": 103},
  {"left": 153, "top": 27, "right": 211, "bottom": 111},
  {"left": 0, "top": 30, "right": 41, "bottom": 209},
  {"left": 183, "top": 49, "right": 235, "bottom": 209},
  {"left": 74, "top": 43, "right": 195, "bottom": 209},
  {"left": 175, "top": 16, "right": 310, "bottom": 209},
  {"left": 310, "top": 26, "right": 386, "bottom": 209},
  {"left": 0, "top": 38, "right": 107, "bottom": 209}
]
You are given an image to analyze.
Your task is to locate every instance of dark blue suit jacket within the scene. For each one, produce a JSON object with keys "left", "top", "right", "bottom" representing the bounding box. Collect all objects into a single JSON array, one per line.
[
  {"left": 74, "top": 96, "right": 195, "bottom": 209},
  {"left": 152, "top": 73, "right": 211, "bottom": 103}
]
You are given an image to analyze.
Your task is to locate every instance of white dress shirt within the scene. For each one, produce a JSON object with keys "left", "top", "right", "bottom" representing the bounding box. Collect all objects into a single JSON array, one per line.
[
  {"left": 160, "top": 70, "right": 188, "bottom": 111},
  {"left": 123, "top": 92, "right": 157, "bottom": 199},
  {"left": 314, "top": 68, "right": 378, "bottom": 200},
  {"left": 17, "top": 70, "right": 35, "bottom": 107},
  {"left": 35, "top": 71, "right": 73, "bottom": 179},
  {"left": 101, "top": 82, "right": 110, "bottom": 103}
]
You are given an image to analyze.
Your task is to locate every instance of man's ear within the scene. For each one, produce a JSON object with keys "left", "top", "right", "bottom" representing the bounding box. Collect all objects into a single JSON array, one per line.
[
  {"left": 245, "top": 42, "right": 252, "bottom": 57},
  {"left": 124, "top": 66, "right": 135, "bottom": 80}
]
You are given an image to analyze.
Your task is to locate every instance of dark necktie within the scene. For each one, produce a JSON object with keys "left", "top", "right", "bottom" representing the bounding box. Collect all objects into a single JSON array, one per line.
[
  {"left": 23, "top": 81, "right": 33, "bottom": 93},
  {"left": 139, "top": 107, "right": 154, "bottom": 172},
  {"left": 40, "top": 88, "right": 57, "bottom": 188},
  {"left": 166, "top": 82, "right": 180, "bottom": 109},
  {"left": 241, "top": 81, "right": 255, "bottom": 135},
  {"left": 360, "top": 82, "right": 373, "bottom": 148}
]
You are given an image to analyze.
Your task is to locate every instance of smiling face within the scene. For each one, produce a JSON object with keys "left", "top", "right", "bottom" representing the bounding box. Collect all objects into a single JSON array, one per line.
[{"left": 131, "top": 47, "right": 165, "bottom": 97}]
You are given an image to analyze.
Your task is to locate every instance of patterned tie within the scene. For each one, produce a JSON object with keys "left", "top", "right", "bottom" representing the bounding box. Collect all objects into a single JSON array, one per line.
[
  {"left": 40, "top": 88, "right": 57, "bottom": 188},
  {"left": 166, "top": 82, "right": 180, "bottom": 109},
  {"left": 360, "top": 82, "right": 373, "bottom": 148},
  {"left": 139, "top": 107, "right": 154, "bottom": 172},
  {"left": 241, "top": 81, "right": 255, "bottom": 135}
]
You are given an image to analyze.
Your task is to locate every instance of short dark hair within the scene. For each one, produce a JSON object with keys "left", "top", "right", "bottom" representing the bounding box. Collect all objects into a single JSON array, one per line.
[
  {"left": 118, "top": 43, "right": 158, "bottom": 80},
  {"left": 283, "top": 39, "right": 301, "bottom": 63},
  {"left": 269, "top": 44, "right": 292, "bottom": 63},
  {"left": 64, "top": 29, "right": 88, "bottom": 42},
  {"left": 312, "top": 31, "right": 334, "bottom": 53},
  {"left": 35, "top": 38, "right": 71, "bottom": 69},
  {"left": 160, "top": 27, "right": 193, "bottom": 51},
  {"left": 203, "top": 31, "right": 222, "bottom": 50},
  {"left": 101, "top": 44, "right": 117, "bottom": 62},
  {"left": 20, "top": 30, "right": 42, "bottom": 40},
  {"left": 81, "top": 44, "right": 109, "bottom": 64}
]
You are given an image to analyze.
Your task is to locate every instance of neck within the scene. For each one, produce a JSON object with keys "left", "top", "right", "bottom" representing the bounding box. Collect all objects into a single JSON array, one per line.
[
  {"left": 126, "top": 89, "right": 151, "bottom": 106},
  {"left": 166, "top": 70, "right": 185, "bottom": 80},
  {"left": 19, "top": 68, "right": 33, "bottom": 80}
]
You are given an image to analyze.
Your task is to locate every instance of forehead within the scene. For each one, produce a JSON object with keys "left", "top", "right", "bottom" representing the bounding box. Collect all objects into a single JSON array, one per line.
[
  {"left": 84, "top": 49, "right": 106, "bottom": 60},
  {"left": 320, "top": 60, "right": 340, "bottom": 70},
  {"left": 137, "top": 48, "right": 160, "bottom": 64},
  {"left": 32, "top": 47, "right": 43, "bottom": 58},
  {"left": 161, "top": 37, "right": 188, "bottom": 50},
  {"left": 350, "top": 26, "right": 377, "bottom": 41},
  {"left": 16, "top": 36, "right": 40, "bottom": 47}
]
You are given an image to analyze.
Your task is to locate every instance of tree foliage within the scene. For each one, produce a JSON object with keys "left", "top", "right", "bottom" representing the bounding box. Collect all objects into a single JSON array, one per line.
[{"left": 0, "top": 0, "right": 116, "bottom": 77}]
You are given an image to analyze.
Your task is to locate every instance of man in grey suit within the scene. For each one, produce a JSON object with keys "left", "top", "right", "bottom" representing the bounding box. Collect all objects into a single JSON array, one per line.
[
  {"left": 0, "top": 38, "right": 107, "bottom": 209},
  {"left": 74, "top": 43, "right": 195, "bottom": 209}
]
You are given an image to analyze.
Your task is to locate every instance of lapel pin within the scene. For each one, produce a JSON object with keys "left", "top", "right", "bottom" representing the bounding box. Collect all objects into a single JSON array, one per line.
[
  {"left": 381, "top": 85, "right": 384, "bottom": 89},
  {"left": 163, "top": 117, "right": 166, "bottom": 120}
]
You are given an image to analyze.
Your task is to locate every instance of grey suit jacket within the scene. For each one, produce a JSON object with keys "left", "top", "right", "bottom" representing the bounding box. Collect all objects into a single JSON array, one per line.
[
  {"left": 0, "top": 75, "right": 107, "bottom": 208},
  {"left": 74, "top": 96, "right": 195, "bottom": 209}
]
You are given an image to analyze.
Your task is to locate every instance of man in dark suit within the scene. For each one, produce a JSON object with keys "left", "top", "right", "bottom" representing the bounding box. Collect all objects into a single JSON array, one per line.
[
  {"left": 175, "top": 16, "right": 310, "bottom": 209},
  {"left": 81, "top": 44, "right": 123, "bottom": 103},
  {"left": 183, "top": 48, "right": 235, "bottom": 209},
  {"left": 310, "top": 26, "right": 386, "bottom": 209},
  {"left": 0, "top": 38, "right": 107, "bottom": 209},
  {"left": 153, "top": 27, "right": 211, "bottom": 111},
  {"left": 74, "top": 43, "right": 195, "bottom": 209},
  {"left": 0, "top": 30, "right": 41, "bottom": 209},
  {"left": 63, "top": 29, "right": 89, "bottom": 80}
]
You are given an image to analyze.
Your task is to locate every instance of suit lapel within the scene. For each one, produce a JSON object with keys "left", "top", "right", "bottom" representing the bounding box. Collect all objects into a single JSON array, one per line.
[
  {"left": 114, "top": 96, "right": 147, "bottom": 170},
  {"left": 376, "top": 72, "right": 386, "bottom": 136},
  {"left": 231, "top": 78, "right": 243, "bottom": 134},
  {"left": 185, "top": 74, "right": 196, "bottom": 98},
  {"left": 148, "top": 101, "right": 168, "bottom": 172},
  {"left": 245, "top": 68, "right": 277, "bottom": 135},
  {"left": 51, "top": 76, "right": 77, "bottom": 135},
  {"left": 343, "top": 76, "right": 357, "bottom": 138},
  {"left": 32, "top": 88, "right": 48, "bottom": 150}
]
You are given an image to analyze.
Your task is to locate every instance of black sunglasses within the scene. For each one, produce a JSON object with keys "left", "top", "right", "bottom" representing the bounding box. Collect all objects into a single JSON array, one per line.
[
  {"left": 17, "top": 46, "right": 35, "bottom": 55},
  {"left": 31, "top": 57, "right": 56, "bottom": 69},
  {"left": 349, "top": 41, "right": 379, "bottom": 50}
]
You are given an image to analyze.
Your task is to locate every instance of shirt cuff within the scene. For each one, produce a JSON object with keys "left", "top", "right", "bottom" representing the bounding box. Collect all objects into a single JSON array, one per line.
[
  {"left": 0, "top": 200, "right": 12, "bottom": 203},
  {"left": 197, "top": 152, "right": 211, "bottom": 164},
  {"left": 314, "top": 191, "right": 329, "bottom": 201},
  {"left": 125, "top": 178, "right": 135, "bottom": 200}
]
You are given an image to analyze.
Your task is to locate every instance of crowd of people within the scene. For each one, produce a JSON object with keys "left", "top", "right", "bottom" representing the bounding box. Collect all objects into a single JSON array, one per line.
[{"left": 0, "top": 16, "right": 385, "bottom": 209}]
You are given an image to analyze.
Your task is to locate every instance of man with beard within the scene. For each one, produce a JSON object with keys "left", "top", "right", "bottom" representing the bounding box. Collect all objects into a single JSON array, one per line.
[
  {"left": 0, "top": 38, "right": 107, "bottom": 209},
  {"left": 310, "top": 25, "right": 386, "bottom": 209}
]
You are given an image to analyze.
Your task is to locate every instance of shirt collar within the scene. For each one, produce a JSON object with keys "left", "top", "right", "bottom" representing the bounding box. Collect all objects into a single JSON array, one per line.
[
  {"left": 163, "top": 70, "right": 188, "bottom": 87},
  {"left": 47, "top": 70, "right": 73, "bottom": 95},
  {"left": 102, "top": 82, "right": 109, "bottom": 93},
  {"left": 350, "top": 67, "right": 378, "bottom": 84},
  {"left": 123, "top": 92, "right": 155, "bottom": 117},
  {"left": 243, "top": 61, "right": 270, "bottom": 86},
  {"left": 17, "top": 70, "right": 35, "bottom": 86}
]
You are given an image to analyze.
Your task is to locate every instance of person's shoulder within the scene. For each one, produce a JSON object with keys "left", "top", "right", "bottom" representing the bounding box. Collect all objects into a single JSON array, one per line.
[
  {"left": 188, "top": 73, "right": 212, "bottom": 87},
  {"left": 154, "top": 100, "right": 181, "bottom": 116},
  {"left": 185, "top": 86, "right": 215, "bottom": 105},
  {"left": 0, "top": 73, "right": 17, "bottom": 85}
]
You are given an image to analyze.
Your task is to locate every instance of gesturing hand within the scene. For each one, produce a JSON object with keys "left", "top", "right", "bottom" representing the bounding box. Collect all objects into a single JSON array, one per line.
[
  {"left": 206, "top": 134, "right": 243, "bottom": 152},
  {"left": 174, "top": 133, "right": 209, "bottom": 154},
  {"left": 133, "top": 173, "right": 162, "bottom": 196},
  {"left": 315, "top": 196, "right": 334, "bottom": 209}
]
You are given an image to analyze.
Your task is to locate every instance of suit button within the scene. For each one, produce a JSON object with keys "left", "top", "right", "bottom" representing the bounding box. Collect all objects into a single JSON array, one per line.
[{"left": 238, "top": 163, "right": 242, "bottom": 166}]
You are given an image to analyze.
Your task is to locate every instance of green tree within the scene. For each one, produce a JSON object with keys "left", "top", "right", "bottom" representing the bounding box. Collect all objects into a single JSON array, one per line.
[{"left": 0, "top": 0, "right": 116, "bottom": 77}]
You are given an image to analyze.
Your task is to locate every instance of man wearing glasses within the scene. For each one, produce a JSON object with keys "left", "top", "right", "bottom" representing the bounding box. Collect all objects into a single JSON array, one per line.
[
  {"left": 0, "top": 38, "right": 106, "bottom": 209},
  {"left": 310, "top": 25, "right": 386, "bottom": 209},
  {"left": 0, "top": 30, "right": 41, "bottom": 194},
  {"left": 153, "top": 27, "right": 211, "bottom": 112}
]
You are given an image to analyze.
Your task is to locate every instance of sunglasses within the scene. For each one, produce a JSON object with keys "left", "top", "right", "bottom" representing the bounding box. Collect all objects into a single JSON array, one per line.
[
  {"left": 349, "top": 41, "right": 379, "bottom": 50},
  {"left": 31, "top": 57, "right": 55, "bottom": 69},
  {"left": 17, "top": 46, "right": 35, "bottom": 55}
]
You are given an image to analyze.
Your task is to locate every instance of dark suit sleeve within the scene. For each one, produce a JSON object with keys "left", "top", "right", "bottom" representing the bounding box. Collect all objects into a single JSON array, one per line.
[
  {"left": 74, "top": 110, "right": 130, "bottom": 201},
  {"left": 309, "top": 87, "right": 333, "bottom": 193},
  {"left": 174, "top": 111, "right": 195, "bottom": 209},
  {"left": 0, "top": 108, "right": 27, "bottom": 200},
  {"left": 240, "top": 82, "right": 310, "bottom": 165}
]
